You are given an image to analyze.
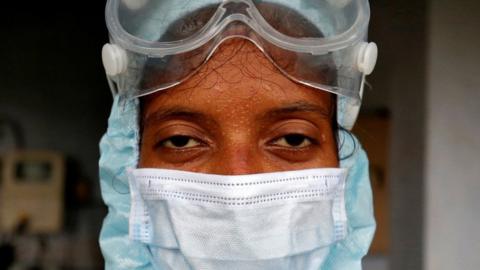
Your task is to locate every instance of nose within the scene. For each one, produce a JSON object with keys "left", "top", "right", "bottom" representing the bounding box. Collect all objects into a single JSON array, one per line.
[{"left": 210, "top": 143, "right": 263, "bottom": 175}]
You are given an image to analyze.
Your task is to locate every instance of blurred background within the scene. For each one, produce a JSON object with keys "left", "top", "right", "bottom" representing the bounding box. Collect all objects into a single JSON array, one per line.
[{"left": 0, "top": 0, "right": 478, "bottom": 269}]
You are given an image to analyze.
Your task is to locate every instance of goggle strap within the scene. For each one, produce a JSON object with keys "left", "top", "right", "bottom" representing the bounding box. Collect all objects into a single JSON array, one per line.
[{"left": 106, "top": 76, "right": 119, "bottom": 98}]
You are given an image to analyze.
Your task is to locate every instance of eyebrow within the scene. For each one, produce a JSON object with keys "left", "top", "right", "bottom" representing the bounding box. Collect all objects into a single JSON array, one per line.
[
  {"left": 143, "top": 101, "right": 332, "bottom": 128},
  {"left": 261, "top": 101, "right": 333, "bottom": 120},
  {"left": 143, "top": 106, "right": 213, "bottom": 128}
]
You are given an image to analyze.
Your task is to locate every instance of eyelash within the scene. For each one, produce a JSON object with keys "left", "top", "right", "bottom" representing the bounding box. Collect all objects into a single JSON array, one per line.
[
  {"left": 157, "top": 133, "right": 318, "bottom": 151},
  {"left": 157, "top": 135, "right": 204, "bottom": 149},
  {"left": 269, "top": 134, "right": 318, "bottom": 149}
]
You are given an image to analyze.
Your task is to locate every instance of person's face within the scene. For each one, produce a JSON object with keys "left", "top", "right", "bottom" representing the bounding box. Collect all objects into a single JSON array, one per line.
[{"left": 140, "top": 39, "right": 338, "bottom": 174}]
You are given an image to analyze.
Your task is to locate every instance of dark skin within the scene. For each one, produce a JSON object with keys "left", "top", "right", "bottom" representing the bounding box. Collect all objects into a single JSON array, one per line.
[{"left": 140, "top": 39, "right": 338, "bottom": 174}]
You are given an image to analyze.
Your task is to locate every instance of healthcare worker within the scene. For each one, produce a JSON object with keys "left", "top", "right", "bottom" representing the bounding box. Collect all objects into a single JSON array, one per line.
[{"left": 99, "top": 0, "right": 378, "bottom": 269}]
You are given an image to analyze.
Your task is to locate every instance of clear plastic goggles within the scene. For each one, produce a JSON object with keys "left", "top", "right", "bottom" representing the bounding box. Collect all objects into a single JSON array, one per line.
[{"left": 103, "top": 0, "right": 377, "bottom": 102}]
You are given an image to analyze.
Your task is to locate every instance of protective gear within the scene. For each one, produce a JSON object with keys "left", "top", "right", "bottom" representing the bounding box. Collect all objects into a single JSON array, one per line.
[
  {"left": 102, "top": 0, "right": 378, "bottom": 129},
  {"left": 129, "top": 168, "right": 348, "bottom": 269},
  {"left": 99, "top": 0, "right": 376, "bottom": 268},
  {"left": 99, "top": 96, "right": 375, "bottom": 270}
]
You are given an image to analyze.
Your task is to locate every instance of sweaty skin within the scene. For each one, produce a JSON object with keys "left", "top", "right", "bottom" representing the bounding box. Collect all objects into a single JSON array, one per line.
[{"left": 139, "top": 39, "right": 338, "bottom": 174}]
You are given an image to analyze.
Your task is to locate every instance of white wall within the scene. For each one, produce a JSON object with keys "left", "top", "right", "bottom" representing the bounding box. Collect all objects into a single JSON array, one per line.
[{"left": 425, "top": 1, "right": 480, "bottom": 270}]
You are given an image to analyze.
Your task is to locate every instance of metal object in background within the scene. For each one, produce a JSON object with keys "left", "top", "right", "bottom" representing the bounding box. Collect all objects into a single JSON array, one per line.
[{"left": 0, "top": 151, "right": 65, "bottom": 234}]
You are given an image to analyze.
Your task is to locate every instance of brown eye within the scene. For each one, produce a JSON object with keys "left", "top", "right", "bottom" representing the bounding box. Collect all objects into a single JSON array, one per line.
[
  {"left": 161, "top": 135, "right": 202, "bottom": 149},
  {"left": 271, "top": 134, "right": 314, "bottom": 148}
]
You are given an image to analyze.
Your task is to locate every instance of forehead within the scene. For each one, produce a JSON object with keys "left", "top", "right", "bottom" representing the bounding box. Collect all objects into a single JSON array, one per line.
[{"left": 142, "top": 39, "right": 333, "bottom": 119}]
